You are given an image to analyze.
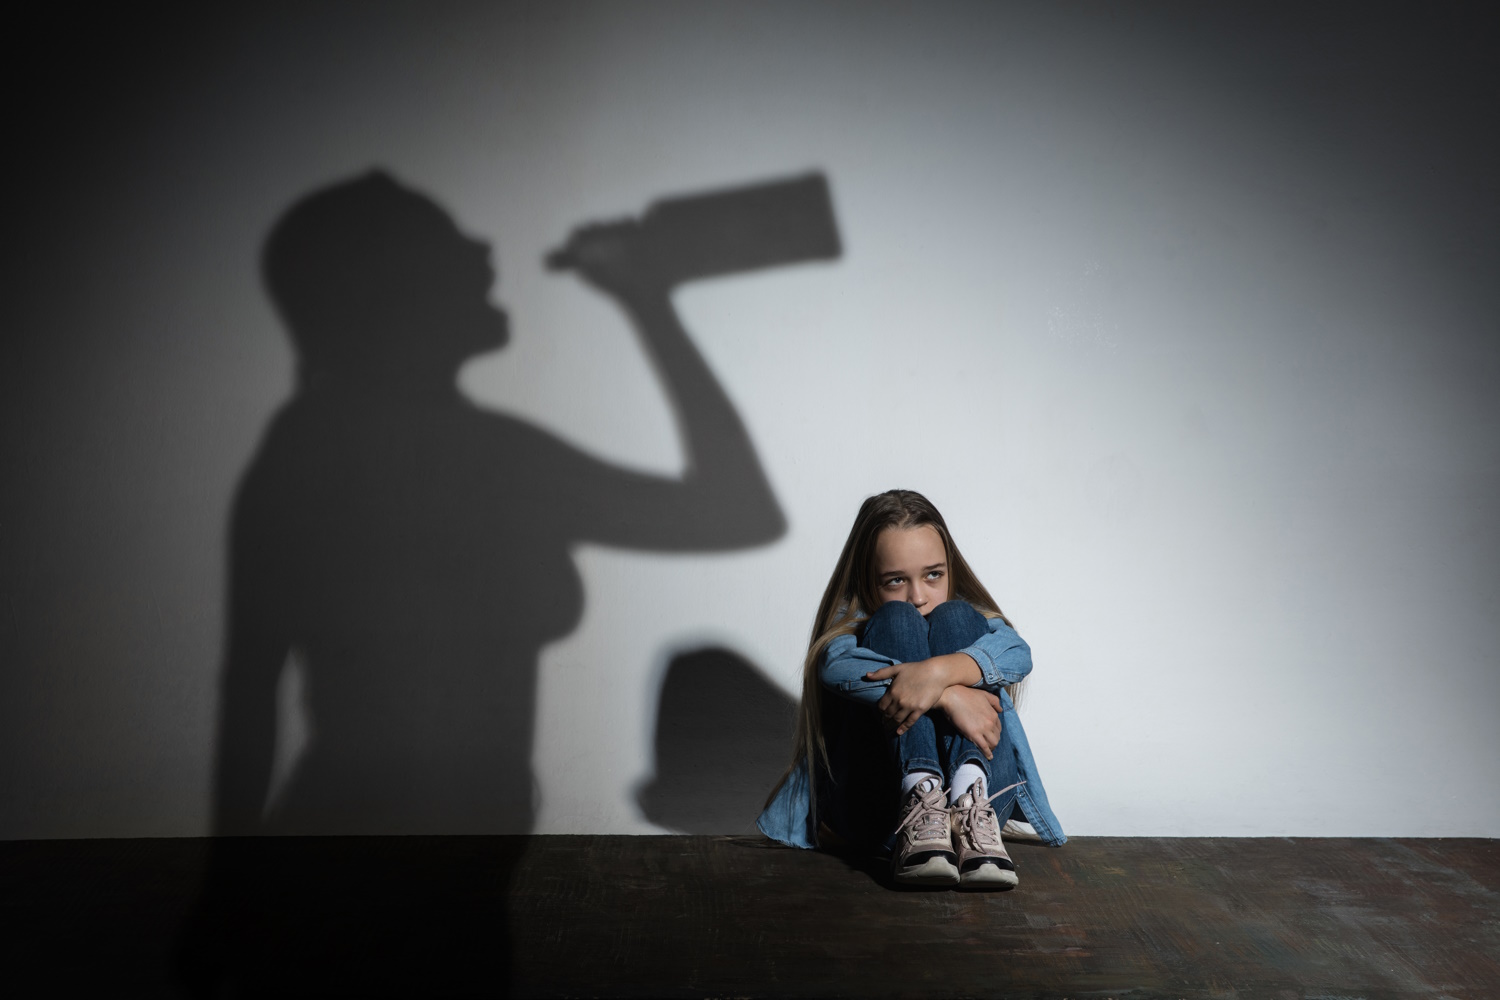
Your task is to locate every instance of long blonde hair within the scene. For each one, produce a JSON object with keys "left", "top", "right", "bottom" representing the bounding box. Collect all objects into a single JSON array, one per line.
[{"left": 772, "top": 489, "right": 1016, "bottom": 811}]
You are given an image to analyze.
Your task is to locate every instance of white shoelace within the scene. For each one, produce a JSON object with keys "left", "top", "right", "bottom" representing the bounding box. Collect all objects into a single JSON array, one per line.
[
  {"left": 895, "top": 781, "right": 951, "bottom": 844},
  {"left": 955, "top": 780, "right": 1024, "bottom": 853}
]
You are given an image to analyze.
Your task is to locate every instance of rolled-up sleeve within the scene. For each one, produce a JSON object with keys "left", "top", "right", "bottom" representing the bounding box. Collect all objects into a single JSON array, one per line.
[
  {"left": 819, "top": 615, "right": 1032, "bottom": 704},
  {"left": 960, "top": 618, "right": 1033, "bottom": 690},
  {"left": 818, "top": 633, "right": 899, "bottom": 705}
]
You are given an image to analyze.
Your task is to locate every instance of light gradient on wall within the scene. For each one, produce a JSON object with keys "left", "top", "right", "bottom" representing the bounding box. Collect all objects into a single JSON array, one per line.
[{"left": 3, "top": 2, "right": 1496, "bottom": 839}]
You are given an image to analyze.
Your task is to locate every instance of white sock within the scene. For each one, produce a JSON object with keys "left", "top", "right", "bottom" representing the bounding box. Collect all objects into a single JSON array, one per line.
[
  {"left": 949, "top": 764, "right": 986, "bottom": 805},
  {"left": 901, "top": 771, "right": 941, "bottom": 798}
]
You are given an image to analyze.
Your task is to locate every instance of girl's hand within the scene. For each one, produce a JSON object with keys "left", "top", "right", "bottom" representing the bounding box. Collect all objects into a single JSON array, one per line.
[
  {"left": 865, "top": 657, "right": 956, "bottom": 734},
  {"left": 938, "top": 686, "right": 1003, "bottom": 758},
  {"left": 865, "top": 653, "right": 983, "bottom": 734}
]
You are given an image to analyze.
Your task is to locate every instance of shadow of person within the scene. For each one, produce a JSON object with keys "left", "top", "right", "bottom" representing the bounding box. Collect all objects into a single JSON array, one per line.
[{"left": 180, "top": 169, "right": 795, "bottom": 996}]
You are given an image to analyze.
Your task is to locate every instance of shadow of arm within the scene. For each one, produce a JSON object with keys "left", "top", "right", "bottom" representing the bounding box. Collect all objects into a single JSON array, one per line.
[
  {"left": 610, "top": 287, "right": 784, "bottom": 549},
  {"left": 539, "top": 274, "right": 785, "bottom": 552}
]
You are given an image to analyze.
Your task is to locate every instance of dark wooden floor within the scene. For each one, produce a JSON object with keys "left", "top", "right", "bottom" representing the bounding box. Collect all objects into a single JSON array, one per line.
[{"left": 3, "top": 835, "right": 1497, "bottom": 998}]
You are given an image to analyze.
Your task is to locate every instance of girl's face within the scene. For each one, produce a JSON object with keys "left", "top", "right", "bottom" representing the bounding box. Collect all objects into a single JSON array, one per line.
[{"left": 872, "top": 524, "right": 950, "bottom": 615}]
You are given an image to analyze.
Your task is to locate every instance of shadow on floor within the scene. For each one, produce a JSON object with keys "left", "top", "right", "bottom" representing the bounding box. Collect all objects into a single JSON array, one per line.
[{"left": 177, "top": 836, "right": 530, "bottom": 998}]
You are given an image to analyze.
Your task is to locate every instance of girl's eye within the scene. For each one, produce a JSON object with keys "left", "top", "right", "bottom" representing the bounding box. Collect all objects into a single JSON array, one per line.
[
  {"left": 926, "top": 570, "right": 944, "bottom": 581},
  {"left": 883, "top": 577, "right": 904, "bottom": 588}
]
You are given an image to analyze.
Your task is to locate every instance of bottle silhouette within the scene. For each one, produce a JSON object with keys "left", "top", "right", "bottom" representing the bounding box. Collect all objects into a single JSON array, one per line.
[{"left": 547, "top": 172, "right": 841, "bottom": 283}]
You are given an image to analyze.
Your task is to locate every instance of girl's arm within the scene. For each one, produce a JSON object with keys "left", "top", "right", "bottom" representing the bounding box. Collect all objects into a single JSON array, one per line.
[
  {"left": 937, "top": 686, "right": 1003, "bottom": 758},
  {"left": 864, "top": 654, "right": 982, "bottom": 733},
  {"left": 820, "top": 618, "right": 1034, "bottom": 754},
  {"left": 823, "top": 639, "right": 1007, "bottom": 756},
  {"left": 820, "top": 617, "right": 1033, "bottom": 704},
  {"left": 817, "top": 632, "right": 900, "bottom": 705},
  {"left": 960, "top": 617, "right": 1034, "bottom": 691}
]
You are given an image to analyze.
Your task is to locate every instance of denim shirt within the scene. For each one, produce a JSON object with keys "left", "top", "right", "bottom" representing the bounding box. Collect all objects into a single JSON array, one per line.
[{"left": 756, "top": 614, "right": 1067, "bottom": 849}]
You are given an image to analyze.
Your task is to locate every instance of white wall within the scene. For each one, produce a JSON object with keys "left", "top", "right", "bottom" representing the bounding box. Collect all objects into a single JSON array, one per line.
[{"left": 4, "top": 2, "right": 1496, "bottom": 839}]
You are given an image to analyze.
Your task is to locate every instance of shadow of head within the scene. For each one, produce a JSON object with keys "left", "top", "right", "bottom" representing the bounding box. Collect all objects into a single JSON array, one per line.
[
  {"left": 262, "top": 169, "right": 509, "bottom": 388},
  {"left": 637, "top": 647, "right": 796, "bottom": 835}
]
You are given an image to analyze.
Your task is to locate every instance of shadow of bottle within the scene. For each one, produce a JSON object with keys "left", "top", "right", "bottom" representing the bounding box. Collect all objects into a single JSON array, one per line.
[{"left": 636, "top": 647, "right": 798, "bottom": 835}]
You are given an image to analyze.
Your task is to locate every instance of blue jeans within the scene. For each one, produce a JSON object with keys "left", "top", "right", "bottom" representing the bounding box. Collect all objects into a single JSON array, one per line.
[{"left": 815, "top": 600, "right": 1021, "bottom": 853}]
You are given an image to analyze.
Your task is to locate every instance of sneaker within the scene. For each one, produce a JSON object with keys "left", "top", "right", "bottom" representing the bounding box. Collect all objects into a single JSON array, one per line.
[
  {"left": 950, "top": 780, "right": 1020, "bottom": 890},
  {"left": 892, "top": 777, "right": 958, "bottom": 886},
  {"left": 1001, "top": 816, "right": 1042, "bottom": 843}
]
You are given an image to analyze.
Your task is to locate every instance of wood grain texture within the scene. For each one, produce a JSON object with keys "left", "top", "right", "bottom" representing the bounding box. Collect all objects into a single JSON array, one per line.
[
  {"left": 3, "top": 836, "right": 1496, "bottom": 997},
  {"left": 508, "top": 837, "right": 1500, "bottom": 998}
]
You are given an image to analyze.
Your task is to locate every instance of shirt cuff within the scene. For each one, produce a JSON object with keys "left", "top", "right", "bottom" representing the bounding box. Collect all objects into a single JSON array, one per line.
[{"left": 960, "top": 644, "right": 1000, "bottom": 688}]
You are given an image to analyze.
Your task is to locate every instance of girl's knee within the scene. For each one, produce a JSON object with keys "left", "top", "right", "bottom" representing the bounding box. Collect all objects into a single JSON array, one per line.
[
  {"left": 869, "top": 599, "right": 923, "bottom": 624},
  {"left": 926, "top": 600, "right": 987, "bottom": 653},
  {"left": 928, "top": 600, "right": 982, "bottom": 627},
  {"left": 861, "top": 600, "right": 930, "bottom": 660}
]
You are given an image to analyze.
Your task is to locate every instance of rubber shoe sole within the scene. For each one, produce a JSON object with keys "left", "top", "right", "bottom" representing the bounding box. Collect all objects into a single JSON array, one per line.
[
  {"left": 957, "top": 859, "right": 1018, "bottom": 891},
  {"left": 894, "top": 851, "right": 960, "bottom": 886}
]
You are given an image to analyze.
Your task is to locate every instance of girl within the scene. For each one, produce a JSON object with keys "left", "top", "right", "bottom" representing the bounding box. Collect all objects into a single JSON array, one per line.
[{"left": 757, "top": 490, "right": 1065, "bottom": 888}]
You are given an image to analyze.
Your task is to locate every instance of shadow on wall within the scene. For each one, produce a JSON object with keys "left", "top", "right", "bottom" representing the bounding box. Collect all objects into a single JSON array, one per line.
[
  {"left": 178, "top": 169, "right": 838, "bottom": 995},
  {"left": 638, "top": 647, "right": 798, "bottom": 834}
]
